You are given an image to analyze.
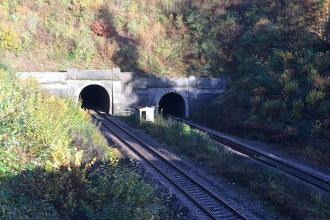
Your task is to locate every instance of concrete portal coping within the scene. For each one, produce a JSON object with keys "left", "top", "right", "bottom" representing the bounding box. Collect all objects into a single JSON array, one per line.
[{"left": 67, "top": 69, "right": 118, "bottom": 80}]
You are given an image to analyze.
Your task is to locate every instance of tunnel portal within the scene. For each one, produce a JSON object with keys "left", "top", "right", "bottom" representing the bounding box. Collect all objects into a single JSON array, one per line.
[
  {"left": 79, "top": 85, "right": 110, "bottom": 112},
  {"left": 159, "top": 92, "right": 186, "bottom": 118}
]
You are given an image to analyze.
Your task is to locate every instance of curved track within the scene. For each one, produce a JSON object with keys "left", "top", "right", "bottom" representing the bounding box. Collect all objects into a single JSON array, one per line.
[
  {"left": 92, "top": 110, "right": 248, "bottom": 220},
  {"left": 171, "top": 116, "right": 330, "bottom": 192}
]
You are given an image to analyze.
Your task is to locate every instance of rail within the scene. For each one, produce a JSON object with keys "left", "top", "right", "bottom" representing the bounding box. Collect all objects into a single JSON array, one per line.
[
  {"left": 92, "top": 110, "right": 248, "bottom": 220},
  {"left": 171, "top": 116, "right": 330, "bottom": 193}
]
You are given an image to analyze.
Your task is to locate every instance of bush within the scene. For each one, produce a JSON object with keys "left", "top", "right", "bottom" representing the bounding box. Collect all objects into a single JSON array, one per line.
[
  {"left": 140, "top": 115, "right": 217, "bottom": 157},
  {"left": 306, "top": 89, "right": 326, "bottom": 106},
  {"left": 0, "top": 24, "right": 20, "bottom": 50},
  {"left": 319, "top": 101, "right": 330, "bottom": 117},
  {"left": 0, "top": 69, "right": 176, "bottom": 219},
  {"left": 260, "top": 99, "right": 285, "bottom": 120},
  {"left": 194, "top": 1, "right": 330, "bottom": 147},
  {"left": 124, "top": 115, "right": 330, "bottom": 219}
]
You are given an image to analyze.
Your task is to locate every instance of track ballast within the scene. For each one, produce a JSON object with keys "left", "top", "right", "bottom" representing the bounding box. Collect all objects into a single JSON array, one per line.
[
  {"left": 92, "top": 110, "right": 248, "bottom": 220},
  {"left": 171, "top": 116, "right": 330, "bottom": 193}
]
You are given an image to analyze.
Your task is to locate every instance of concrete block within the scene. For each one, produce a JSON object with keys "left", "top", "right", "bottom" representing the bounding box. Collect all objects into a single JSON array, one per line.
[{"left": 67, "top": 69, "right": 114, "bottom": 80}]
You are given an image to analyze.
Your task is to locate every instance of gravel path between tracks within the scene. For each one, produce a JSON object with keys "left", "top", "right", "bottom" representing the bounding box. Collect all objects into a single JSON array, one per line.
[{"left": 111, "top": 117, "right": 279, "bottom": 220}]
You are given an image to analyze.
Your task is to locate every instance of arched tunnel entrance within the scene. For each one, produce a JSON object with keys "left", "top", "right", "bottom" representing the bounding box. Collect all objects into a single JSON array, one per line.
[
  {"left": 158, "top": 92, "right": 186, "bottom": 118},
  {"left": 79, "top": 85, "right": 110, "bottom": 112}
]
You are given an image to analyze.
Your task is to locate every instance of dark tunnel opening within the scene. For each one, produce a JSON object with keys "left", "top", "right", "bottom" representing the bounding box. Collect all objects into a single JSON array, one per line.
[
  {"left": 158, "top": 93, "right": 186, "bottom": 118},
  {"left": 79, "top": 85, "right": 110, "bottom": 113}
]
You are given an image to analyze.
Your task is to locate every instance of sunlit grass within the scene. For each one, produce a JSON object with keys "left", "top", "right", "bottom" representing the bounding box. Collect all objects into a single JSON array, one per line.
[{"left": 124, "top": 114, "right": 330, "bottom": 219}]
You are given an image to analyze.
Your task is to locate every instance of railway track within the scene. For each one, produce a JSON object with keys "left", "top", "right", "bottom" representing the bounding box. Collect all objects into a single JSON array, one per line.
[
  {"left": 171, "top": 116, "right": 330, "bottom": 193},
  {"left": 91, "top": 110, "right": 248, "bottom": 220}
]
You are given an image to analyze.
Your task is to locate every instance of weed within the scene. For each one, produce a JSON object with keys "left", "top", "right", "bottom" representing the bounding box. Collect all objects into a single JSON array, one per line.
[
  {"left": 0, "top": 69, "right": 178, "bottom": 219},
  {"left": 124, "top": 115, "right": 330, "bottom": 219}
]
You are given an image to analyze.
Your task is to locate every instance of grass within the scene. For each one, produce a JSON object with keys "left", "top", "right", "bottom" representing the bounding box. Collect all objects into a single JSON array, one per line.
[
  {"left": 0, "top": 68, "right": 179, "bottom": 219},
  {"left": 1, "top": 1, "right": 329, "bottom": 150},
  {"left": 278, "top": 143, "right": 330, "bottom": 172},
  {"left": 0, "top": 0, "right": 109, "bottom": 71},
  {"left": 0, "top": 0, "right": 190, "bottom": 76},
  {"left": 195, "top": 112, "right": 330, "bottom": 172},
  {"left": 123, "top": 114, "right": 330, "bottom": 219}
]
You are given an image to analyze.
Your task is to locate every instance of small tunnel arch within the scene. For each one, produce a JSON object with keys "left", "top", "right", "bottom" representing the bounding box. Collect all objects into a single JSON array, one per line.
[
  {"left": 158, "top": 92, "right": 186, "bottom": 118},
  {"left": 79, "top": 85, "right": 110, "bottom": 113}
]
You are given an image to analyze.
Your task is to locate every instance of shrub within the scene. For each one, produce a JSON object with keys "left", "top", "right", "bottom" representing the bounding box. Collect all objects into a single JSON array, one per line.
[
  {"left": 269, "top": 49, "right": 294, "bottom": 73},
  {"left": 0, "top": 24, "right": 20, "bottom": 50},
  {"left": 91, "top": 19, "right": 112, "bottom": 38},
  {"left": 292, "top": 99, "right": 304, "bottom": 120},
  {"left": 260, "top": 99, "right": 285, "bottom": 120},
  {"left": 306, "top": 89, "right": 326, "bottom": 106},
  {"left": 309, "top": 70, "right": 330, "bottom": 90},
  {"left": 0, "top": 69, "right": 176, "bottom": 219},
  {"left": 139, "top": 115, "right": 217, "bottom": 157},
  {"left": 124, "top": 115, "right": 330, "bottom": 219},
  {"left": 319, "top": 101, "right": 330, "bottom": 117}
]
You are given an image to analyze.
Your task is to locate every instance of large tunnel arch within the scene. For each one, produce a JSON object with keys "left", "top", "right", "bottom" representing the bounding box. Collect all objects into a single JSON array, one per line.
[
  {"left": 79, "top": 85, "right": 110, "bottom": 113},
  {"left": 158, "top": 92, "right": 186, "bottom": 118}
]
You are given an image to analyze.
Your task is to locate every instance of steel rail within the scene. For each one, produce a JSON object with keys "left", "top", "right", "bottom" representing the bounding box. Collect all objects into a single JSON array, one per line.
[
  {"left": 171, "top": 116, "right": 330, "bottom": 193},
  {"left": 92, "top": 110, "right": 248, "bottom": 220}
]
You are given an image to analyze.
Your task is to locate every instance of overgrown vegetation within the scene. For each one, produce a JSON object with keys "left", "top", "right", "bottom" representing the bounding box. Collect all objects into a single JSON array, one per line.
[
  {"left": 2, "top": 0, "right": 329, "bottom": 218},
  {"left": 124, "top": 115, "right": 330, "bottom": 219},
  {"left": 0, "top": 0, "right": 191, "bottom": 75},
  {"left": 0, "top": 67, "right": 178, "bottom": 219},
  {"left": 191, "top": 0, "right": 330, "bottom": 166},
  {"left": 1, "top": 1, "right": 329, "bottom": 148}
]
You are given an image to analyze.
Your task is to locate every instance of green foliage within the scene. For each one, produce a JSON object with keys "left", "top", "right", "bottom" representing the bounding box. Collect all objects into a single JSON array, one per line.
[
  {"left": 306, "top": 89, "right": 326, "bottom": 106},
  {"left": 139, "top": 115, "right": 217, "bottom": 157},
  {"left": 0, "top": 0, "right": 100, "bottom": 70},
  {"left": 261, "top": 99, "right": 285, "bottom": 120},
  {"left": 0, "top": 69, "right": 176, "bottom": 219},
  {"left": 0, "top": 0, "right": 329, "bottom": 159},
  {"left": 93, "top": 164, "right": 164, "bottom": 219},
  {"left": 125, "top": 115, "right": 330, "bottom": 219},
  {"left": 194, "top": 0, "right": 330, "bottom": 147},
  {"left": 0, "top": 185, "right": 60, "bottom": 220},
  {"left": 292, "top": 99, "right": 305, "bottom": 119},
  {"left": 319, "top": 100, "right": 330, "bottom": 116},
  {"left": 0, "top": 24, "right": 20, "bottom": 50}
]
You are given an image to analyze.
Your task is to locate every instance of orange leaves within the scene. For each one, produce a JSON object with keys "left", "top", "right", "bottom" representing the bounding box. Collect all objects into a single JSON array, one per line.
[{"left": 91, "top": 19, "right": 112, "bottom": 38}]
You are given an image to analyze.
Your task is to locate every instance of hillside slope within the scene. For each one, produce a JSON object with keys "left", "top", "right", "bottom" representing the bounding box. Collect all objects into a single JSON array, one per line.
[
  {"left": 1, "top": 1, "right": 329, "bottom": 76},
  {"left": 0, "top": 0, "right": 193, "bottom": 76},
  {"left": 1, "top": 0, "right": 330, "bottom": 152},
  {"left": 194, "top": 0, "right": 330, "bottom": 156}
]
